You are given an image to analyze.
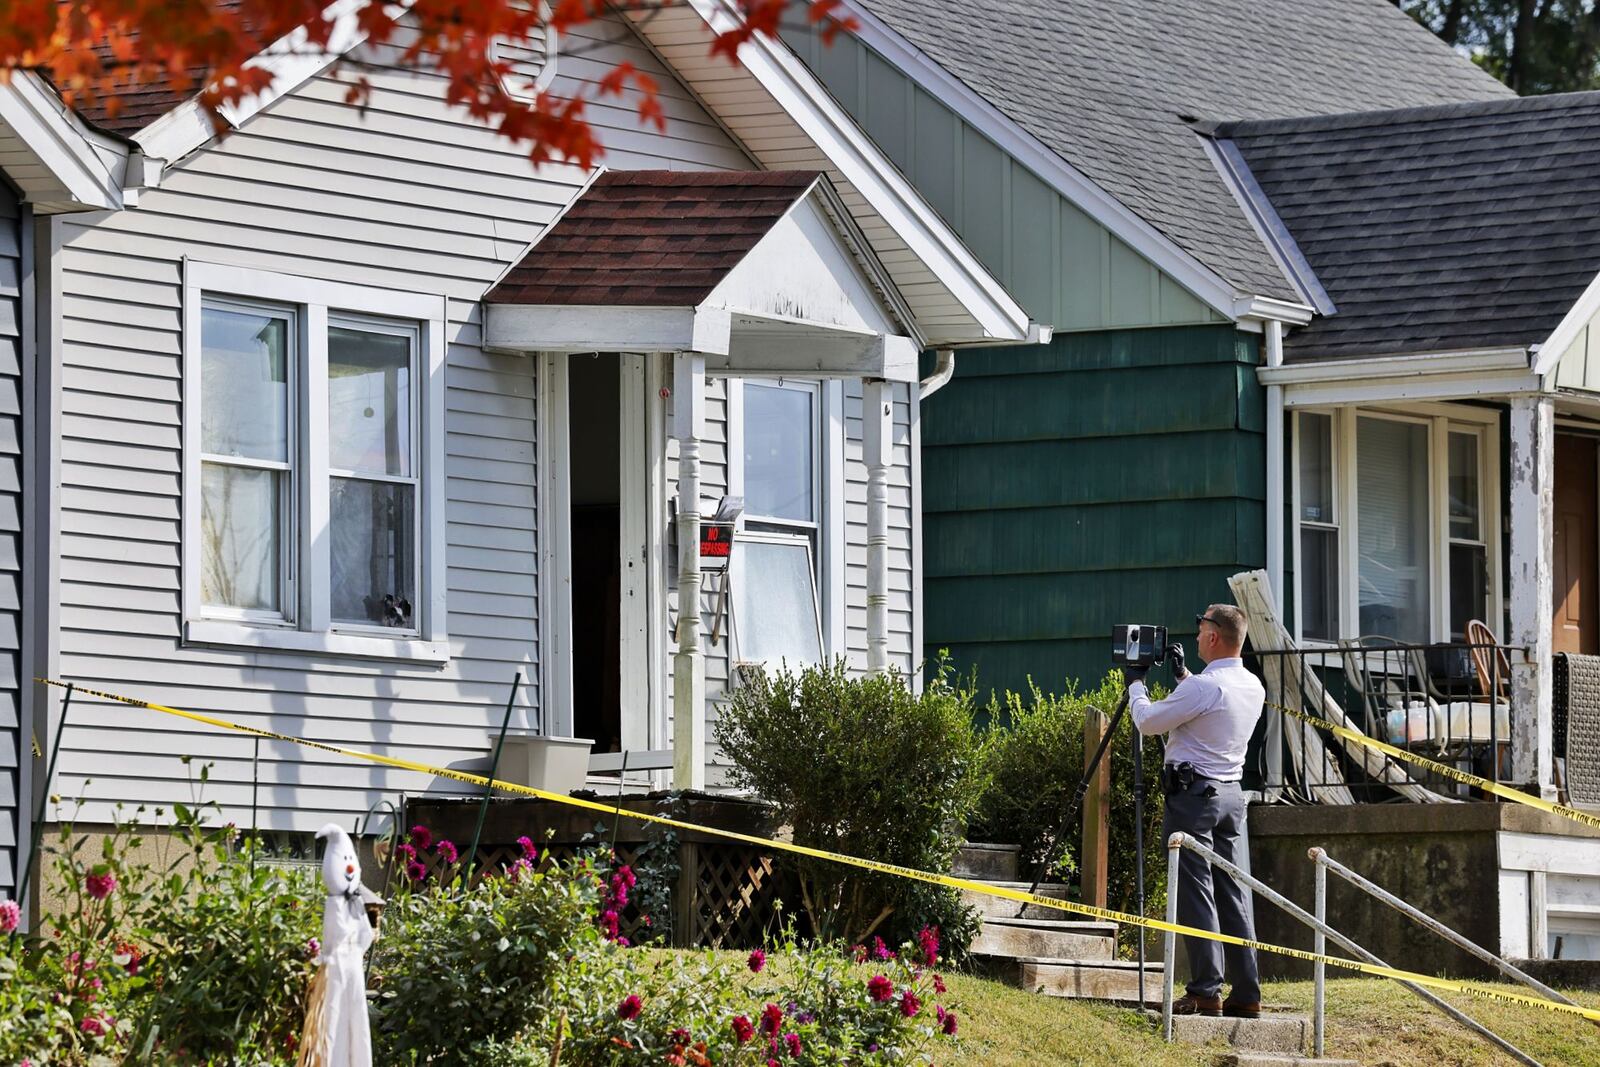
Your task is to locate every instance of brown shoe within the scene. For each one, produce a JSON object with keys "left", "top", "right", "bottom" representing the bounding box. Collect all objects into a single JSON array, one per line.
[
  {"left": 1223, "top": 1000, "right": 1261, "bottom": 1019},
  {"left": 1172, "top": 994, "right": 1223, "bottom": 1017}
]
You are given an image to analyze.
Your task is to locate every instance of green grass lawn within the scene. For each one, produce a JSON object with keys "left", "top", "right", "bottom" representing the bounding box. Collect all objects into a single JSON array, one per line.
[{"left": 669, "top": 952, "right": 1600, "bottom": 1066}]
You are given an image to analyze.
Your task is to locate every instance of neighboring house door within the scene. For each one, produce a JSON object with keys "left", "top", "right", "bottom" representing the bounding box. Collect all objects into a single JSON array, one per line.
[{"left": 1553, "top": 433, "right": 1599, "bottom": 655}]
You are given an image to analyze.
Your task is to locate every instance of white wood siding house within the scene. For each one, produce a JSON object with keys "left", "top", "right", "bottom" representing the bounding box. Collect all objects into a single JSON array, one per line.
[{"left": 28, "top": 10, "right": 1036, "bottom": 837}]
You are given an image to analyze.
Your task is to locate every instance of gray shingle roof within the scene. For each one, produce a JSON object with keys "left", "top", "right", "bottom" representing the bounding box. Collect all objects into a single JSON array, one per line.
[
  {"left": 854, "top": 0, "right": 1512, "bottom": 302},
  {"left": 1213, "top": 92, "right": 1600, "bottom": 361}
]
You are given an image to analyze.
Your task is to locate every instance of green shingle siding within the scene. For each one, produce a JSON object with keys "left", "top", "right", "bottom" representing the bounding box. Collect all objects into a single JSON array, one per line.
[{"left": 924, "top": 325, "right": 1266, "bottom": 693}]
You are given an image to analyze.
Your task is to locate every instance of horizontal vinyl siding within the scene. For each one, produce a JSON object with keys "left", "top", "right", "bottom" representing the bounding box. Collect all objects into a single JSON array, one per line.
[
  {"left": 845, "top": 379, "right": 916, "bottom": 670},
  {"left": 0, "top": 184, "right": 19, "bottom": 891},
  {"left": 51, "top": 14, "right": 752, "bottom": 830}
]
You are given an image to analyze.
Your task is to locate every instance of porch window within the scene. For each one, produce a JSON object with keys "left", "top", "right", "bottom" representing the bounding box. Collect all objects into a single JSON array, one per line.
[
  {"left": 183, "top": 263, "right": 447, "bottom": 660},
  {"left": 1292, "top": 407, "right": 1499, "bottom": 645},
  {"left": 731, "top": 380, "right": 826, "bottom": 670}
]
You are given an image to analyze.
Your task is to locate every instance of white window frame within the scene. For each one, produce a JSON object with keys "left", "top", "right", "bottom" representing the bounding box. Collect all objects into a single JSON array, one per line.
[
  {"left": 726, "top": 376, "right": 844, "bottom": 664},
  {"left": 1291, "top": 402, "right": 1502, "bottom": 646},
  {"left": 182, "top": 260, "right": 449, "bottom": 662}
]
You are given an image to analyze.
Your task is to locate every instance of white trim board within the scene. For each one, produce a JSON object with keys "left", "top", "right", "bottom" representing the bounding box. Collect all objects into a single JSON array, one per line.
[
  {"left": 1535, "top": 268, "right": 1600, "bottom": 377},
  {"left": 833, "top": 0, "right": 1260, "bottom": 320},
  {"left": 0, "top": 71, "right": 125, "bottom": 211}
]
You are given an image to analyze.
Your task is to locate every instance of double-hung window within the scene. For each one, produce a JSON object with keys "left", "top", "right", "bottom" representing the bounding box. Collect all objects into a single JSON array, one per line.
[
  {"left": 184, "top": 262, "right": 447, "bottom": 660},
  {"left": 1293, "top": 406, "right": 1499, "bottom": 645},
  {"left": 730, "top": 379, "right": 828, "bottom": 671}
]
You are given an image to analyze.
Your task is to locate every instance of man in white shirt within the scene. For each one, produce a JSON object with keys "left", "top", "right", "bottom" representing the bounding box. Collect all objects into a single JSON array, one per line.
[{"left": 1125, "top": 603, "right": 1264, "bottom": 1018}]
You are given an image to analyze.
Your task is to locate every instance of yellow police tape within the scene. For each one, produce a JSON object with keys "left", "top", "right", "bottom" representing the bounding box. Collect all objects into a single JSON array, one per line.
[
  {"left": 36, "top": 678, "right": 1600, "bottom": 1025},
  {"left": 1269, "top": 700, "right": 1600, "bottom": 831}
]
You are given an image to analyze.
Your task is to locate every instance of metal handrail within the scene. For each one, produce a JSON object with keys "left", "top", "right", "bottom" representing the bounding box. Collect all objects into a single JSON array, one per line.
[
  {"left": 1309, "top": 847, "right": 1591, "bottom": 1052},
  {"left": 1162, "top": 832, "right": 1541, "bottom": 1066}
]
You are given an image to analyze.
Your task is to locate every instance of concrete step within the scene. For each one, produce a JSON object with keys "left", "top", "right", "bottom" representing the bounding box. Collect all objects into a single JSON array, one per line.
[
  {"left": 953, "top": 842, "right": 1020, "bottom": 881},
  {"left": 960, "top": 880, "right": 1074, "bottom": 920},
  {"left": 971, "top": 915, "right": 1118, "bottom": 960},
  {"left": 1215, "top": 1056, "right": 1359, "bottom": 1067},
  {"left": 980, "top": 955, "right": 1164, "bottom": 1004},
  {"left": 1168, "top": 1015, "right": 1309, "bottom": 1055}
]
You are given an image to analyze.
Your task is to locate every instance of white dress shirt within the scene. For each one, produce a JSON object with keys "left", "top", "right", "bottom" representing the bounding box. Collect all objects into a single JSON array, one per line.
[{"left": 1128, "top": 657, "right": 1264, "bottom": 781}]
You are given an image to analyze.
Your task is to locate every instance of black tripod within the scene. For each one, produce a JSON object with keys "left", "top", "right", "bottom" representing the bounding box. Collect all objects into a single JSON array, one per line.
[{"left": 1017, "top": 683, "right": 1152, "bottom": 1005}]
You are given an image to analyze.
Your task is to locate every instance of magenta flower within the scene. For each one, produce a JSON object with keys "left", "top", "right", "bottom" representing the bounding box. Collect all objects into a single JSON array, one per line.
[
  {"left": 731, "top": 1015, "right": 754, "bottom": 1043},
  {"left": 0, "top": 899, "right": 19, "bottom": 934},
  {"left": 405, "top": 860, "right": 427, "bottom": 882},
  {"left": 395, "top": 843, "right": 417, "bottom": 866},
  {"left": 507, "top": 856, "right": 533, "bottom": 881},
  {"left": 760, "top": 1002, "right": 784, "bottom": 1036},
  {"left": 599, "top": 909, "right": 620, "bottom": 940},
  {"left": 871, "top": 935, "right": 894, "bottom": 960},
  {"left": 517, "top": 835, "right": 538, "bottom": 861},
  {"left": 305, "top": 937, "right": 321, "bottom": 959},
  {"left": 79, "top": 1015, "right": 109, "bottom": 1036},
  {"left": 409, "top": 824, "right": 432, "bottom": 849},
  {"left": 900, "top": 989, "right": 921, "bottom": 1017},
  {"left": 942, "top": 1010, "right": 959, "bottom": 1036},
  {"left": 617, "top": 994, "right": 642, "bottom": 1021},
  {"left": 85, "top": 870, "right": 116, "bottom": 901},
  {"left": 867, "top": 974, "right": 894, "bottom": 1002},
  {"left": 434, "top": 839, "right": 459, "bottom": 864},
  {"left": 933, "top": 973, "right": 947, "bottom": 994},
  {"left": 748, "top": 948, "right": 766, "bottom": 973},
  {"left": 783, "top": 1033, "right": 802, "bottom": 1058},
  {"left": 916, "top": 924, "right": 941, "bottom": 967}
]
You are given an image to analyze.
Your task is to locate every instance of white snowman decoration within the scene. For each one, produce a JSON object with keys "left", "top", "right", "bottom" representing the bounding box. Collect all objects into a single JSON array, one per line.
[{"left": 297, "top": 823, "right": 374, "bottom": 1067}]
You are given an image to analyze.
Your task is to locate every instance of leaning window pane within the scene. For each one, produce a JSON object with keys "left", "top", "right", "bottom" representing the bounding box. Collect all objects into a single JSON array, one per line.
[
  {"left": 1448, "top": 432, "right": 1480, "bottom": 541},
  {"left": 1356, "top": 417, "right": 1431, "bottom": 642},
  {"left": 331, "top": 477, "right": 416, "bottom": 627},
  {"left": 743, "top": 384, "right": 814, "bottom": 522},
  {"left": 732, "top": 538, "right": 823, "bottom": 668},
  {"left": 1300, "top": 527, "right": 1339, "bottom": 642},
  {"left": 329, "top": 326, "right": 413, "bottom": 477},
  {"left": 201, "top": 463, "right": 281, "bottom": 612},
  {"left": 202, "top": 307, "right": 288, "bottom": 462}
]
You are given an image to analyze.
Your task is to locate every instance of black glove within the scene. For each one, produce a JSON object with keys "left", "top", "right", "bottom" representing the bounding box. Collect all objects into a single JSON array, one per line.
[
  {"left": 1122, "top": 664, "right": 1149, "bottom": 685},
  {"left": 1168, "top": 643, "right": 1189, "bottom": 681}
]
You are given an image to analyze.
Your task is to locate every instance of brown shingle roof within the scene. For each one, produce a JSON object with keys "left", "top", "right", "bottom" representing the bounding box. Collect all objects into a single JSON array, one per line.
[{"left": 486, "top": 170, "right": 822, "bottom": 307}]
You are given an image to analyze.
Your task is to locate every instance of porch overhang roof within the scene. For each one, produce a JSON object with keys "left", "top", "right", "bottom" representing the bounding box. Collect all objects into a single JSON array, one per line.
[{"left": 484, "top": 169, "right": 924, "bottom": 382}]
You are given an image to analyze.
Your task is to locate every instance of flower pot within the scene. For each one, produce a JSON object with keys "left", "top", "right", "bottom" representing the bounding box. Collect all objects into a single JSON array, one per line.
[{"left": 494, "top": 732, "right": 595, "bottom": 796}]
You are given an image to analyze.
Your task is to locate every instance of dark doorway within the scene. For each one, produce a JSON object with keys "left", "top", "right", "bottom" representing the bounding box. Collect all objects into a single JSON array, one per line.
[
  {"left": 568, "top": 355, "right": 621, "bottom": 751},
  {"left": 1553, "top": 432, "right": 1599, "bottom": 656}
]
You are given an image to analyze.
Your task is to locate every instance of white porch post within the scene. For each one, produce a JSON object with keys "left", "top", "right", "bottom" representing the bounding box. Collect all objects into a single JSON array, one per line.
[
  {"left": 863, "top": 378, "right": 893, "bottom": 673},
  {"left": 673, "top": 352, "right": 707, "bottom": 791},
  {"left": 1262, "top": 321, "right": 1286, "bottom": 798},
  {"left": 1508, "top": 393, "right": 1556, "bottom": 796}
]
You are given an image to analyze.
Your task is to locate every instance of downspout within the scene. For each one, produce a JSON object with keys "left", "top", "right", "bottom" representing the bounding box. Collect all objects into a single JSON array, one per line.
[
  {"left": 865, "top": 350, "right": 956, "bottom": 675},
  {"left": 1264, "top": 321, "right": 1285, "bottom": 611}
]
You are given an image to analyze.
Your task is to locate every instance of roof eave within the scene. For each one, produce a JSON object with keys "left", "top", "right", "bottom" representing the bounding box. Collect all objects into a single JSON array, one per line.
[{"left": 0, "top": 71, "right": 126, "bottom": 212}]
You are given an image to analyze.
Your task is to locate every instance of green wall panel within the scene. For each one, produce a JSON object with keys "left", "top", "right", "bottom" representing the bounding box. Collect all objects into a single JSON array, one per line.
[{"left": 923, "top": 324, "right": 1267, "bottom": 694}]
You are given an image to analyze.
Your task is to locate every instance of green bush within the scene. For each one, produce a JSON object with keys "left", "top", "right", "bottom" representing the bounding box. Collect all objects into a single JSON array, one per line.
[
  {"left": 972, "top": 673, "right": 1167, "bottom": 944},
  {"left": 713, "top": 659, "right": 984, "bottom": 948}
]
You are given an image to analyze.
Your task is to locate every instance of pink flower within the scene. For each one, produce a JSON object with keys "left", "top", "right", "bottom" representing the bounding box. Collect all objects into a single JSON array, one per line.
[
  {"left": 112, "top": 942, "right": 142, "bottom": 975},
  {"left": 617, "top": 994, "right": 642, "bottom": 1020},
  {"left": 79, "top": 1015, "right": 109, "bottom": 1036},
  {"left": 747, "top": 948, "right": 766, "bottom": 973},
  {"left": 599, "top": 909, "right": 620, "bottom": 939},
  {"left": 305, "top": 938, "right": 321, "bottom": 959},
  {"left": 933, "top": 973, "right": 947, "bottom": 994},
  {"left": 409, "top": 825, "right": 432, "bottom": 849},
  {"left": 871, "top": 935, "right": 894, "bottom": 960},
  {"left": 405, "top": 860, "right": 427, "bottom": 882},
  {"left": 851, "top": 943, "right": 868, "bottom": 963},
  {"left": 507, "top": 857, "right": 533, "bottom": 881},
  {"left": 616, "top": 936, "right": 630, "bottom": 947},
  {"left": 395, "top": 843, "right": 417, "bottom": 865},
  {"left": 783, "top": 1033, "right": 802, "bottom": 1058},
  {"left": 942, "top": 1010, "right": 958, "bottom": 1036},
  {"left": 900, "top": 989, "right": 921, "bottom": 1017},
  {"left": 867, "top": 974, "right": 894, "bottom": 1002},
  {"left": 917, "top": 924, "right": 941, "bottom": 967},
  {"left": 731, "top": 1015, "right": 754, "bottom": 1043},
  {"left": 434, "top": 839, "right": 459, "bottom": 864},
  {"left": 617, "top": 864, "right": 637, "bottom": 888},
  {"left": 517, "top": 835, "right": 538, "bottom": 861},
  {"left": 760, "top": 1002, "right": 784, "bottom": 1036},
  {"left": 0, "top": 899, "right": 19, "bottom": 934},
  {"left": 85, "top": 870, "right": 116, "bottom": 900}
]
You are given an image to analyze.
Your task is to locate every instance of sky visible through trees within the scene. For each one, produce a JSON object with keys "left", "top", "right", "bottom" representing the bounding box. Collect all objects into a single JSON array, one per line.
[{"left": 1401, "top": 0, "right": 1600, "bottom": 93}]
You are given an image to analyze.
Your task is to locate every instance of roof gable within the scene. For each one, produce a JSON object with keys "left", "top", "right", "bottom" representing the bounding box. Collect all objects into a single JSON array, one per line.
[
  {"left": 841, "top": 0, "right": 1512, "bottom": 305},
  {"left": 1213, "top": 92, "right": 1600, "bottom": 361}
]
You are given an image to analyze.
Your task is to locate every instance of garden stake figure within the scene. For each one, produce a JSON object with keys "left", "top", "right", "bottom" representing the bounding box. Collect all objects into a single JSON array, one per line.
[{"left": 298, "top": 824, "right": 375, "bottom": 1067}]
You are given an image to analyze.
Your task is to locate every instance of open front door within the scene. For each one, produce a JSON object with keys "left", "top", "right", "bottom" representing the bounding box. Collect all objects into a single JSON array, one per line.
[{"left": 1553, "top": 433, "right": 1599, "bottom": 655}]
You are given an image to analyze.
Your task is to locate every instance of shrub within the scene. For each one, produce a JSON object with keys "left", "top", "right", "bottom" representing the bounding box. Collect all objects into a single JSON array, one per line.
[
  {"left": 368, "top": 844, "right": 604, "bottom": 1065},
  {"left": 713, "top": 659, "right": 984, "bottom": 948},
  {"left": 972, "top": 673, "right": 1167, "bottom": 945}
]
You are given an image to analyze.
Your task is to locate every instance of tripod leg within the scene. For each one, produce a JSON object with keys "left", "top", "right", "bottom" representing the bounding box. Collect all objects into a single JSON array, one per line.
[
  {"left": 1133, "top": 727, "right": 1147, "bottom": 1005},
  {"left": 1016, "top": 689, "right": 1132, "bottom": 918}
]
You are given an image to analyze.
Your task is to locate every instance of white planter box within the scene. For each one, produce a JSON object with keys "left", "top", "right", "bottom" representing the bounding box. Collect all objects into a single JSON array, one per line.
[{"left": 495, "top": 732, "right": 594, "bottom": 796}]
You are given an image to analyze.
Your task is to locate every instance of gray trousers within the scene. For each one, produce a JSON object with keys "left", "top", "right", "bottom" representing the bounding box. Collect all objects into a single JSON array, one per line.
[{"left": 1163, "top": 776, "right": 1261, "bottom": 1003}]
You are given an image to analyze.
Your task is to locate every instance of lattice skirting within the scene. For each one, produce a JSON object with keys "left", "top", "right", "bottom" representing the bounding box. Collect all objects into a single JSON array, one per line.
[{"left": 1554, "top": 653, "right": 1600, "bottom": 806}]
